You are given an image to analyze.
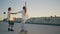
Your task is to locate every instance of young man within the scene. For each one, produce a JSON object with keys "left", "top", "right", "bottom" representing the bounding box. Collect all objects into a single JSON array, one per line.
[
  {"left": 17, "top": 6, "right": 28, "bottom": 34},
  {"left": 8, "top": 7, "right": 15, "bottom": 31}
]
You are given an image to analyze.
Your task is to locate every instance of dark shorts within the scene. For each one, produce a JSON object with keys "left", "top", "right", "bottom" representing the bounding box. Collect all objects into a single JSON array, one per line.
[{"left": 8, "top": 21, "right": 14, "bottom": 25}]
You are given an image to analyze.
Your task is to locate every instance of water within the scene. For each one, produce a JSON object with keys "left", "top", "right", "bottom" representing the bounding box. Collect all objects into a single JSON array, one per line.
[{"left": 0, "top": 22, "right": 60, "bottom": 34}]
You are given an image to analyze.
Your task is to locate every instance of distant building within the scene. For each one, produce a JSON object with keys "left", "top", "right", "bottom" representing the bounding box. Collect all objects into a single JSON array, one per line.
[{"left": 3, "top": 17, "right": 60, "bottom": 24}]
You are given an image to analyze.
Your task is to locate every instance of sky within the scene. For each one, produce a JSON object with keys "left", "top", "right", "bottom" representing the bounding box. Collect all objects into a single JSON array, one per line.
[{"left": 0, "top": 0, "right": 60, "bottom": 20}]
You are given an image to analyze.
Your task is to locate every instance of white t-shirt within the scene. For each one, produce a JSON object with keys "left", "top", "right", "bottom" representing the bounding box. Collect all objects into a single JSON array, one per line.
[
  {"left": 19, "top": 10, "right": 28, "bottom": 21},
  {"left": 8, "top": 11, "right": 14, "bottom": 21},
  {"left": 10, "top": 14, "right": 14, "bottom": 21}
]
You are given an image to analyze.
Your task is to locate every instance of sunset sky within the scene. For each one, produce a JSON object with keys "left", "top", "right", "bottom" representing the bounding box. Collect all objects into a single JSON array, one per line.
[{"left": 0, "top": 0, "right": 60, "bottom": 20}]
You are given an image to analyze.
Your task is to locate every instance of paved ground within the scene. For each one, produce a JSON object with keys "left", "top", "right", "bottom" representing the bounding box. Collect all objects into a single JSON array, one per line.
[{"left": 0, "top": 22, "right": 60, "bottom": 34}]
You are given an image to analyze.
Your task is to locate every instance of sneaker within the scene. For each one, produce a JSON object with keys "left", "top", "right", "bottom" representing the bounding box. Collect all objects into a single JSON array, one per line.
[
  {"left": 8, "top": 28, "right": 10, "bottom": 31},
  {"left": 10, "top": 29, "right": 14, "bottom": 31}
]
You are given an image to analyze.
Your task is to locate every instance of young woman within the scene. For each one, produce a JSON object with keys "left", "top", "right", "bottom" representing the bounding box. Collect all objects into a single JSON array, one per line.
[{"left": 17, "top": 6, "right": 28, "bottom": 34}]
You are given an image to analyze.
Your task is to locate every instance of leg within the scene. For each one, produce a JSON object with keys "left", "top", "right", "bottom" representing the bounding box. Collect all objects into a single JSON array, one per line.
[
  {"left": 10, "top": 21, "right": 14, "bottom": 31},
  {"left": 8, "top": 21, "right": 11, "bottom": 31},
  {"left": 10, "top": 25, "right": 14, "bottom": 31},
  {"left": 20, "top": 21, "right": 25, "bottom": 32},
  {"left": 8, "top": 24, "right": 10, "bottom": 28},
  {"left": 20, "top": 24, "right": 28, "bottom": 34},
  {"left": 8, "top": 21, "right": 10, "bottom": 28},
  {"left": 20, "top": 20, "right": 28, "bottom": 34},
  {"left": 23, "top": 19, "right": 28, "bottom": 34}
]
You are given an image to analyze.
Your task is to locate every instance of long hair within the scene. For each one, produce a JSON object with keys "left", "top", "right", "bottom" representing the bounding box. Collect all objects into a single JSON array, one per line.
[{"left": 23, "top": 6, "right": 28, "bottom": 17}]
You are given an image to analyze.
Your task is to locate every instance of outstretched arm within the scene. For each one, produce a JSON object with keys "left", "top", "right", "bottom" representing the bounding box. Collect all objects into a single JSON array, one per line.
[
  {"left": 10, "top": 11, "right": 22, "bottom": 14},
  {"left": 10, "top": 13, "right": 17, "bottom": 14},
  {"left": 16, "top": 11, "right": 22, "bottom": 14}
]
